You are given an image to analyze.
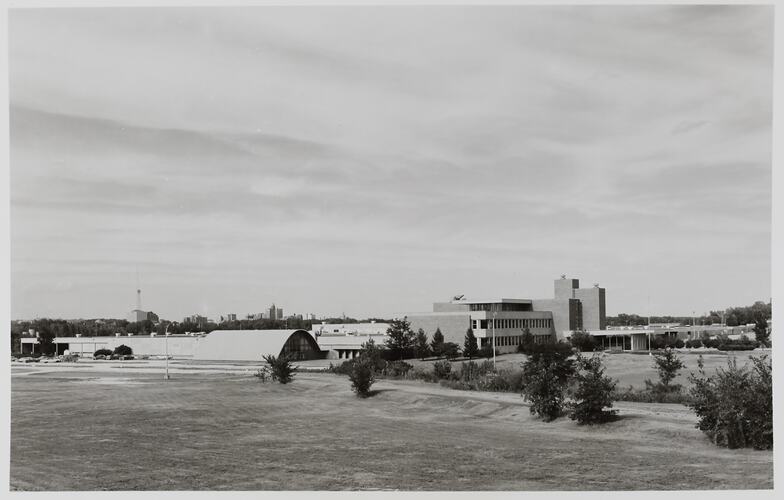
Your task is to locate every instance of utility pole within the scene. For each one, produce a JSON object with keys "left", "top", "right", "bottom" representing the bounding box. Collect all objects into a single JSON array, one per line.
[
  {"left": 164, "top": 323, "right": 170, "bottom": 380},
  {"left": 492, "top": 310, "right": 497, "bottom": 371}
]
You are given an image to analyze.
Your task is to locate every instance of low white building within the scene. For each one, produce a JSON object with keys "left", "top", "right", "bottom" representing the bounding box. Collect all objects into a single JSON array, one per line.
[{"left": 311, "top": 322, "right": 390, "bottom": 359}]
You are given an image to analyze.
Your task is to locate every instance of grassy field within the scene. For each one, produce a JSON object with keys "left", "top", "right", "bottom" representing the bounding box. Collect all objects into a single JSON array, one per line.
[{"left": 11, "top": 365, "right": 772, "bottom": 491}]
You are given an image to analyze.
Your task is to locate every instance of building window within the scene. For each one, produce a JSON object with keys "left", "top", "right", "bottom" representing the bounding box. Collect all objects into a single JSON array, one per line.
[{"left": 480, "top": 319, "right": 487, "bottom": 329}]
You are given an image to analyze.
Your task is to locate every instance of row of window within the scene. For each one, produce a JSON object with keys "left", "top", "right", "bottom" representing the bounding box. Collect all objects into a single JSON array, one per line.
[
  {"left": 473, "top": 318, "right": 553, "bottom": 330},
  {"left": 483, "top": 334, "right": 550, "bottom": 347}
]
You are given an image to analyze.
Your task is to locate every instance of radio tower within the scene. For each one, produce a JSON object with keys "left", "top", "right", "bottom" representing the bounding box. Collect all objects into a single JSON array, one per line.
[{"left": 136, "top": 267, "right": 142, "bottom": 311}]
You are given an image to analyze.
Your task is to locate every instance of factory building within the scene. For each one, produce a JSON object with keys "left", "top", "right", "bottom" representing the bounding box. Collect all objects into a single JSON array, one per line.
[{"left": 405, "top": 276, "right": 606, "bottom": 354}]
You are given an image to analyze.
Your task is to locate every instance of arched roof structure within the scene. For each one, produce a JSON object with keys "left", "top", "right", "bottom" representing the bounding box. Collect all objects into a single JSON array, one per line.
[{"left": 193, "top": 329, "right": 322, "bottom": 361}]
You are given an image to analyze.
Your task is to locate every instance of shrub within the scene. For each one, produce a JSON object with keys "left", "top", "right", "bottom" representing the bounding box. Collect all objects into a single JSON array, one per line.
[
  {"left": 442, "top": 342, "right": 460, "bottom": 360},
  {"left": 568, "top": 354, "right": 618, "bottom": 425},
  {"left": 613, "top": 385, "right": 694, "bottom": 404},
  {"left": 61, "top": 354, "right": 79, "bottom": 363},
  {"left": 254, "top": 366, "right": 272, "bottom": 382},
  {"left": 689, "top": 355, "right": 772, "bottom": 449},
  {"left": 477, "top": 344, "right": 493, "bottom": 358},
  {"left": 520, "top": 342, "right": 576, "bottom": 421},
  {"left": 517, "top": 328, "right": 536, "bottom": 354},
  {"left": 113, "top": 345, "right": 133, "bottom": 356},
  {"left": 684, "top": 339, "right": 703, "bottom": 349},
  {"left": 94, "top": 348, "right": 113, "bottom": 357},
  {"left": 673, "top": 339, "right": 685, "bottom": 349},
  {"left": 262, "top": 354, "right": 296, "bottom": 384},
  {"left": 433, "top": 360, "right": 452, "bottom": 379},
  {"left": 328, "top": 360, "right": 355, "bottom": 375},
  {"left": 382, "top": 360, "right": 412, "bottom": 377},
  {"left": 569, "top": 330, "right": 597, "bottom": 352},
  {"left": 349, "top": 358, "right": 376, "bottom": 397}
]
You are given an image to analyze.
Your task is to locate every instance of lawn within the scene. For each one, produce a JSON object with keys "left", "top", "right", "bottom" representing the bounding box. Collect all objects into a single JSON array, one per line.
[{"left": 10, "top": 366, "right": 772, "bottom": 491}]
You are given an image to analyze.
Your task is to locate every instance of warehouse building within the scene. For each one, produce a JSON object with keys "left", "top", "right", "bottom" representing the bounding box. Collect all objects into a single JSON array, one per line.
[{"left": 19, "top": 329, "right": 323, "bottom": 361}]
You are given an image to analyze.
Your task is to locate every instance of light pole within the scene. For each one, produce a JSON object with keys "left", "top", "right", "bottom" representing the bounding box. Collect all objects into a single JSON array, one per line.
[
  {"left": 492, "top": 311, "right": 497, "bottom": 371},
  {"left": 164, "top": 323, "right": 170, "bottom": 381}
]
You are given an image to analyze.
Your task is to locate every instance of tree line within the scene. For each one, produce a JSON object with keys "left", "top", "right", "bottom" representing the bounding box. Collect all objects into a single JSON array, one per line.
[{"left": 607, "top": 300, "right": 771, "bottom": 327}]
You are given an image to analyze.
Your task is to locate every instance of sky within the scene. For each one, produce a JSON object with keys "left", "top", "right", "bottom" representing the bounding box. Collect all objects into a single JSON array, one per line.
[{"left": 8, "top": 5, "right": 773, "bottom": 321}]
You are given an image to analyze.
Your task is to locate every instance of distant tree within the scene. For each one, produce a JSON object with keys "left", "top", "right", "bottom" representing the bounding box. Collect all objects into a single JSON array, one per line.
[
  {"left": 754, "top": 319, "right": 770, "bottom": 347},
  {"left": 569, "top": 330, "right": 596, "bottom": 352},
  {"left": 349, "top": 357, "right": 376, "bottom": 398},
  {"left": 415, "top": 328, "right": 430, "bottom": 360},
  {"left": 442, "top": 342, "right": 460, "bottom": 360},
  {"left": 385, "top": 318, "right": 415, "bottom": 360},
  {"left": 430, "top": 328, "right": 445, "bottom": 358},
  {"left": 568, "top": 354, "right": 618, "bottom": 425},
  {"left": 114, "top": 344, "right": 133, "bottom": 356},
  {"left": 463, "top": 328, "right": 478, "bottom": 359}
]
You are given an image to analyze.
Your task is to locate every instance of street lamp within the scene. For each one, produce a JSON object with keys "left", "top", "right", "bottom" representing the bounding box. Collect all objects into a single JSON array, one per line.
[
  {"left": 492, "top": 310, "right": 497, "bottom": 371},
  {"left": 164, "top": 323, "right": 171, "bottom": 381}
]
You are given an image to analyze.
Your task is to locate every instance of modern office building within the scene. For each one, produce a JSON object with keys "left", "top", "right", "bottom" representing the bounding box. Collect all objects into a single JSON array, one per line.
[
  {"left": 405, "top": 276, "right": 606, "bottom": 354},
  {"left": 311, "top": 322, "right": 390, "bottom": 359}
]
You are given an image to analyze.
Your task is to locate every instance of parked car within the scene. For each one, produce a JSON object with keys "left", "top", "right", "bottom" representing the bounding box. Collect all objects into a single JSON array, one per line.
[
  {"left": 41, "top": 357, "right": 61, "bottom": 363},
  {"left": 20, "top": 357, "right": 40, "bottom": 363},
  {"left": 93, "top": 354, "right": 106, "bottom": 360},
  {"left": 120, "top": 355, "right": 135, "bottom": 360}
]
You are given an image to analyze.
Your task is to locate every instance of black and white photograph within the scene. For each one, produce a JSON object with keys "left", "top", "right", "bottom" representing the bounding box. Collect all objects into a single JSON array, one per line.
[{"left": 3, "top": 0, "right": 777, "bottom": 493}]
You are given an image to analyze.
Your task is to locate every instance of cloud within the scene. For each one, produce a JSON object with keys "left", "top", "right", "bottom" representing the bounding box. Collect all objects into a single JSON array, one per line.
[{"left": 8, "top": 5, "right": 773, "bottom": 320}]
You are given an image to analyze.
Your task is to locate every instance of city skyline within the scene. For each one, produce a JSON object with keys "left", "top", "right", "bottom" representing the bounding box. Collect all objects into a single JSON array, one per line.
[{"left": 9, "top": 5, "right": 773, "bottom": 321}]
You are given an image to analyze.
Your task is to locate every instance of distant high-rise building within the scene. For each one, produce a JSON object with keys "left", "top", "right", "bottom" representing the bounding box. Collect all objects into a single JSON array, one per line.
[{"left": 269, "top": 304, "right": 284, "bottom": 321}]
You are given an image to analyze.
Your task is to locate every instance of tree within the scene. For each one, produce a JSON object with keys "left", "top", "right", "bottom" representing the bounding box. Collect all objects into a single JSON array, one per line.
[
  {"left": 569, "top": 330, "right": 596, "bottom": 352},
  {"left": 385, "top": 318, "right": 416, "bottom": 360},
  {"left": 415, "top": 328, "right": 430, "bottom": 360},
  {"left": 568, "top": 354, "right": 618, "bottom": 425},
  {"left": 442, "top": 342, "right": 460, "bottom": 360},
  {"left": 463, "top": 328, "right": 478, "bottom": 359},
  {"left": 644, "top": 347, "right": 685, "bottom": 400},
  {"left": 754, "top": 318, "right": 770, "bottom": 347},
  {"left": 520, "top": 343, "right": 576, "bottom": 421},
  {"left": 430, "top": 328, "right": 445, "bottom": 358},
  {"left": 113, "top": 344, "right": 133, "bottom": 356},
  {"left": 518, "top": 328, "right": 535, "bottom": 354}
]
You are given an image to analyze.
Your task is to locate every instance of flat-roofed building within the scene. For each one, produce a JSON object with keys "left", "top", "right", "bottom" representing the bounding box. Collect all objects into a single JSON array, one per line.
[{"left": 405, "top": 276, "right": 606, "bottom": 353}]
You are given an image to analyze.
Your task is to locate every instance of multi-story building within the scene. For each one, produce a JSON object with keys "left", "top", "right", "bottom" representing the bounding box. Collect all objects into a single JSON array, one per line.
[
  {"left": 405, "top": 276, "right": 606, "bottom": 354},
  {"left": 268, "top": 304, "right": 284, "bottom": 321},
  {"left": 127, "top": 310, "right": 159, "bottom": 323}
]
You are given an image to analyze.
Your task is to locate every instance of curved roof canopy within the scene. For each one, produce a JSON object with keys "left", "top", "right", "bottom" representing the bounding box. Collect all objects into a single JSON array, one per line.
[{"left": 193, "top": 329, "right": 321, "bottom": 361}]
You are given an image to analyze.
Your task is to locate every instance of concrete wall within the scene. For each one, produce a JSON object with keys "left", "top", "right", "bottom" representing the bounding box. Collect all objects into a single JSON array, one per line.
[
  {"left": 531, "top": 298, "right": 579, "bottom": 339},
  {"left": 406, "top": 313, "right": 472, "bottom": 346},
  {"left": 574, "top": 287, "right": 606, "bottom": 331},
  {"left": 433, "top": 302, "right": 471, "bottom": 312},
  {"left": 554, "top": 278, "right": 579, "bottom": 299}
]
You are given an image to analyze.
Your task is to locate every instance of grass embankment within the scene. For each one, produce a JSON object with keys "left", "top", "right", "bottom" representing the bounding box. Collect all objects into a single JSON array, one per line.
[{"left": 11, "top": 370, "right": 772, "bottom": 490}]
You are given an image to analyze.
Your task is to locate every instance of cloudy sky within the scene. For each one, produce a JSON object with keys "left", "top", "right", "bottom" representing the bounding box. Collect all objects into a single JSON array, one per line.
[{"left": 9, "top": 5, "right": 773, "bottom": 321}]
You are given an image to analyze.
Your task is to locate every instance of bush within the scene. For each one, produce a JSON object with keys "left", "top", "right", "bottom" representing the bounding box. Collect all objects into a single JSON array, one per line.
[
  {"left": 61, "top": 354, "right": 79, "bottom": 363},
  {"left": 113, "top": 345, "right": 133, "bottom": 356},
  {"left": 613, "top": 385, "right": 694, "bottom": 404},
  {"left": 673, "top": 339, "right": 685, "bottom": 349},
  {"left": 94, "top": 348, "right": 113, "bottom": 357},
  {"left": 689, "top": 355, "right": 772, "bottom": 450},
  {"left": 520, "top": 342, "right": 576, "bottom": 421},
  {"left": 262, "top": 354, "right": 296, "bottom": 384},
  {"left": 517, "top": 328, "right": 536, "bottom": 354},
  {"left": 382, "top": 360, "right": 412, "bottom": 377},
  {"left": 442, "top": 342, "right": 461, "bottom": 360},
  {"left": 349, "top": 358, "right": 376, "bottom": 397},
  {"left": 254, "top": 366, "right": 272, "bottom": 382},
  {"left": 684, "top": 339, "right": 703, "bottom": 349},
  {"left": 433, "top": 360, "right": 452, "bottom": 379},
  {"left": 647, "top": 347, "right": 685, "bottom": 396},
  {"left": 569, "top": 330, "right": 597, "bottom": 352},
  {"left": 477, "top": 344, "right": 493, "bottom": 358},
  {"left": 568, "top": 354, "right": 618, "bottom": 425}
]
